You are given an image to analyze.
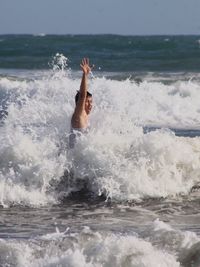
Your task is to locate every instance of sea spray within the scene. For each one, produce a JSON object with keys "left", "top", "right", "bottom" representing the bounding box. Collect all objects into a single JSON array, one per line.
[
  {"left": 0, "top": 55, "right": 200, "bottom": 206},
  {"left": 2, "top": 222, "right": 198, "bottom": 267}
]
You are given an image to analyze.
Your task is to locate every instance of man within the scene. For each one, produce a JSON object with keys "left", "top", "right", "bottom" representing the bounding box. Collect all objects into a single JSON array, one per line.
[{"left": 69, "top": 58, "right": 93, "bottom": 148}]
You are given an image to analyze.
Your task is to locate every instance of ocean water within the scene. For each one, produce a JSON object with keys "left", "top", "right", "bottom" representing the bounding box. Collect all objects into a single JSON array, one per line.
[{"left": 0, "top": 35, "right": 200, "bottom": 266}]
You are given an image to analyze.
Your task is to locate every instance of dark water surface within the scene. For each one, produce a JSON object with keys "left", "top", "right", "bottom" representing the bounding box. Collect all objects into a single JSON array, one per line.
[{"left": 1, "top": 34, "right": 200, "bottom": 72}]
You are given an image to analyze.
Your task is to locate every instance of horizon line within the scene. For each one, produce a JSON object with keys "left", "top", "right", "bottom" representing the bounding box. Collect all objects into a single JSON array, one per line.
[{"left": 0, "top": 33, "right": 200, "bottom": 37}]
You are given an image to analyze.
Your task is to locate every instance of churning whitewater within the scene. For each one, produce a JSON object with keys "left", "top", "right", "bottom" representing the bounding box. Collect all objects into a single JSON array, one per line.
[
  {"left": 1, "top": 219, "right": 200, "bottom": 267},
  {"left": 0, "top": 55, "right": 200, "bottom": 207}
]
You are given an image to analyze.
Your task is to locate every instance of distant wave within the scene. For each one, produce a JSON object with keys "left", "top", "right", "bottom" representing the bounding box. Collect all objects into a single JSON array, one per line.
[{"left": 33, "top": 33, "right": 46, "bottom": 37}]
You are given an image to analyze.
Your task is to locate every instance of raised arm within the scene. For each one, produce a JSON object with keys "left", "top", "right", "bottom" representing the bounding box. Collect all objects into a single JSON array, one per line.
[
  {"left": 75, "top": 58, "right": 91, "bottom": 112},
  {"left": 71, "top": 58, "right": 92, "bottom": 129}
]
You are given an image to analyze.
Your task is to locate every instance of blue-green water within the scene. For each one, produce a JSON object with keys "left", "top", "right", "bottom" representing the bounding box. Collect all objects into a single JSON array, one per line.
[{"left": 1, "top": 34, "right": 200, "bottom": 71}]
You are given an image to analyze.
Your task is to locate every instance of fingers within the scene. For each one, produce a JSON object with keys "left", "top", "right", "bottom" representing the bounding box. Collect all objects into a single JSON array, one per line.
[
  {"left": 81, "top": 58, "right": 89, "bottom": 66},
  {"left": 82, "top": 58, "right": 86, "bottom": 66},
  {"left": 80, "top": 58, "right": 93, "bottom": 74}
]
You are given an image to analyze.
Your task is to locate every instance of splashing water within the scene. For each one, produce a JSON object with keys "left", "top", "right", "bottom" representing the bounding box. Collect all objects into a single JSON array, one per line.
[
  {"left": 1, "top": 221, "right": 200, "bottom": 267},
  {"left": 0, "top": 54, "right": 200, "bottom": 207},
  {"left": 50, "top": 53, "right": 69, "bottom": 72}
]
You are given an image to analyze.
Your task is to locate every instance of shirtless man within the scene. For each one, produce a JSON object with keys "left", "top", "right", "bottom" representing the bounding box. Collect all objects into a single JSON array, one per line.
[{"left": 69, "top": 58, "right": 93, "bottom": 148}]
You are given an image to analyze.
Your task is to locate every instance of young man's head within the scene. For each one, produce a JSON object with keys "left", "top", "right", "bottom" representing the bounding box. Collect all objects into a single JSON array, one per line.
[{"left": 75, "top": 91, "right": 93, "bottom": 114}]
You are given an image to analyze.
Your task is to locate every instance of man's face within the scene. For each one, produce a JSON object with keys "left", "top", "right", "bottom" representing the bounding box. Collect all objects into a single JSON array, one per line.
[{"left": 85, "top": 96, "right": 93, "bottom": 114}]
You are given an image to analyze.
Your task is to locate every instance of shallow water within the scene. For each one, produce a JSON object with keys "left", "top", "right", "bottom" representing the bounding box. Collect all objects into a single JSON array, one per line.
[{"left": 1, "top": 198, "right": 200, "bottom": 267}]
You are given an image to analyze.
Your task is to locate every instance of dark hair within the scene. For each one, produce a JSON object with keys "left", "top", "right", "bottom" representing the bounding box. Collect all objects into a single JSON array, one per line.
[{"left": 75, "top": 91, "right": 92, "bottom": 104}]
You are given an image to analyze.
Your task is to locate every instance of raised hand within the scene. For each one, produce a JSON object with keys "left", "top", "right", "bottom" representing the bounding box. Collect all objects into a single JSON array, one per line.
[{"left": 80, "top": 58, "right": 91, "bottom": 75}]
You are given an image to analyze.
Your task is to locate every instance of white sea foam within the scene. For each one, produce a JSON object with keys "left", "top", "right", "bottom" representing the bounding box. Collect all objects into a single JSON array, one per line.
[
  {"left": 141, "top": 219, "right": 200, "bottom": 266},
  {"left": 142, "top": 219, "right": 199, "bottom": 251},
  {"left": 33, "top": 33, "right": 46, "bottom": 37},
  {"left": 0, "top": 224, "right": 183, "bottom": 267},
  {"left": 2, "top": 222, "right": 200, "bottom": 267},
  {"left": 0, "top": 56, "right": 200, "bottom": 206}
]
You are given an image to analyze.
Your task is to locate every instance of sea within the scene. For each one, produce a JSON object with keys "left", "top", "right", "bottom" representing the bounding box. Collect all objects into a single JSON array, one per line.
[{"left": 0, "top": 34, "right": 200, "bottom": 267}]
